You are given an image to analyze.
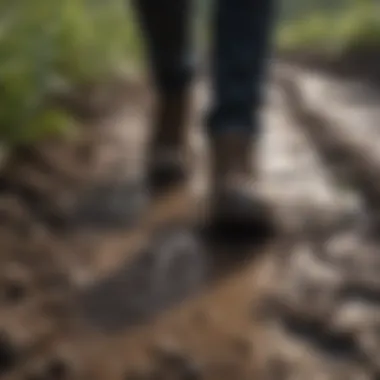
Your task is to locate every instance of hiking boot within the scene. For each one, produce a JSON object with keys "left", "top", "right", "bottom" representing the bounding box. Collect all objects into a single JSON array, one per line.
[
  {"left": 147, "top": 90, "right": 191, "bottom": 194},
  {"left": 207, "top": 132, "right": 276, "bottom": 240}
]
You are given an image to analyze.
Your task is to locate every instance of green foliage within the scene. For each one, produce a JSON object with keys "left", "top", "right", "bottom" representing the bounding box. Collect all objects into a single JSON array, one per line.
[
  {"left": 278, "top": 0, "right": 380, "bottom": 56},
  {"left": 0, "top": 0, "right": 140, "bottom": 147},
  {"left": 278, "top": 13, "right": 334, "bottom": 53}
]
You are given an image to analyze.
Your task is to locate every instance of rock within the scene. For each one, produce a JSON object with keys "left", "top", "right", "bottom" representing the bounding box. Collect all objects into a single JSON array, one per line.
[
  {"left": 330, "top": 301, "right": 380, "bottom": 335},
  {"left": 25, "top": 356, "right": 72, "bottom": 380},
  {"left": 44, "top": 357, "right": 70, "bottom": 380},
  {"left": 152, "top": 340, "right": 187, "bottom": 369},
  {"left": 0, "top": 332, "right": 17, "bottom": 375},
  {"left": 151, "top": 340, "right": 202, "bottom": 380},
  {"left": 2, "top": 263, "right": 31, "bottom": 304}
]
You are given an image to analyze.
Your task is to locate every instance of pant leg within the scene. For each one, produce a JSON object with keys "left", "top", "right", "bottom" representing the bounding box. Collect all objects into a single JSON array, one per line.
[
  {"left": 207, "top": 0, "right": 276, "bottom": 137},
  {"left": 131, "top": 0, "right": 195, "bottom": 95}
]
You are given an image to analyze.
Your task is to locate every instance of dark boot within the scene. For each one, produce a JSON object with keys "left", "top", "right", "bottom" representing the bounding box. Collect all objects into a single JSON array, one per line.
[
  {"left": 146, "top": 89, "right": 191, "bottom": 194},
  {"left": 208, "top": 132, "right": 276, "bottom": 239},
  {"left": 131, "top": 0, "right": 193, "bottom": 194}
]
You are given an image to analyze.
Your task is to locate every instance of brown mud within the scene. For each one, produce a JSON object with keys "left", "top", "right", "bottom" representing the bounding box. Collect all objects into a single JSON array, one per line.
[{"left": 0, "top": 70, "right": 379, "bottom": 379}]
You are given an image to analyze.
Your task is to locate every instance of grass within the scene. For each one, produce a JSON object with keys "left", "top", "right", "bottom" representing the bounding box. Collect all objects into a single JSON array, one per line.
[
  {"left": 277, "top": 0, "right": 380, "bottom": 57},
  {"left": 0, "top": 0, "right": 141, "bottom": 148}
]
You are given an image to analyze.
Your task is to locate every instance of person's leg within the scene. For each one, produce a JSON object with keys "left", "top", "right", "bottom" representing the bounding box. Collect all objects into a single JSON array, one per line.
[
  {"left": 207, "top": 0, "right": 277, "bottom": 229},
  {"left": 132, "top": 0, "right": 195, "bottom": 192}
]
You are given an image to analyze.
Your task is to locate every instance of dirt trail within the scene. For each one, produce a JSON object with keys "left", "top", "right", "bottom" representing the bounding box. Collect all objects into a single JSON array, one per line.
[
  {"left": 0, "top": 71, "right": 376, "bottom": 379},
  {"left": 262, "top": 65, "right": 380, "bottom": 380}
]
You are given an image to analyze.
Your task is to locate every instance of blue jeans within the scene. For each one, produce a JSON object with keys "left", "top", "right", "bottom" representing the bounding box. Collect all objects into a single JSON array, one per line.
[{"left": 133, "top": 0, "right": 276, "bottom": 137}]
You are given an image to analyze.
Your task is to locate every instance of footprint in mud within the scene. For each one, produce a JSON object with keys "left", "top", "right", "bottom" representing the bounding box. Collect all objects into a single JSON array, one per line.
[
  {"left": 77, "top": 224, "right": 209, "bottom": 331},
  {"left": 76, "top": 219, "right": 270, "bottom": 332}
]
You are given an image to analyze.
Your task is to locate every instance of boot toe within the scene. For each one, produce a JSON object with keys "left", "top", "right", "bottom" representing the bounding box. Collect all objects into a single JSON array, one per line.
[
  {"left": 147, "top": 158, "right": 188, "bottom": 194},
  {"left": 206, "top": 188, "right": 277, "bottom": 244}
]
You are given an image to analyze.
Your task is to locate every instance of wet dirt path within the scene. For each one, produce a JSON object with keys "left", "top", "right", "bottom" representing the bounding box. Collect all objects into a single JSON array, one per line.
[
  {"left": 259, "top": 64, "right": 380, "bottom": 380},
  {"left": 0, "top": 72, "right": 374, "bottom": 380}
]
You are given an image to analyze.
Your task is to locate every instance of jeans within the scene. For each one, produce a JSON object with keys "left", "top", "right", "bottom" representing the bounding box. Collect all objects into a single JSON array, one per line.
[{"left": 132, "top": 0, "right": 276, "bottom": 137}]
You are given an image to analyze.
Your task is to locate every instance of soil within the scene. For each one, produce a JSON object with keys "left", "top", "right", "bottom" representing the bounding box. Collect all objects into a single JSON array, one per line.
[{"left": 0, "top": 69, "right": 379, "bottom": 380}]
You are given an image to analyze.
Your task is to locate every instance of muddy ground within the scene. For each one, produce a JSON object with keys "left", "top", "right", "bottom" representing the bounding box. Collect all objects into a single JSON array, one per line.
[{"left": 0, "top": 66, "right": 379, "bottom": 380}]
